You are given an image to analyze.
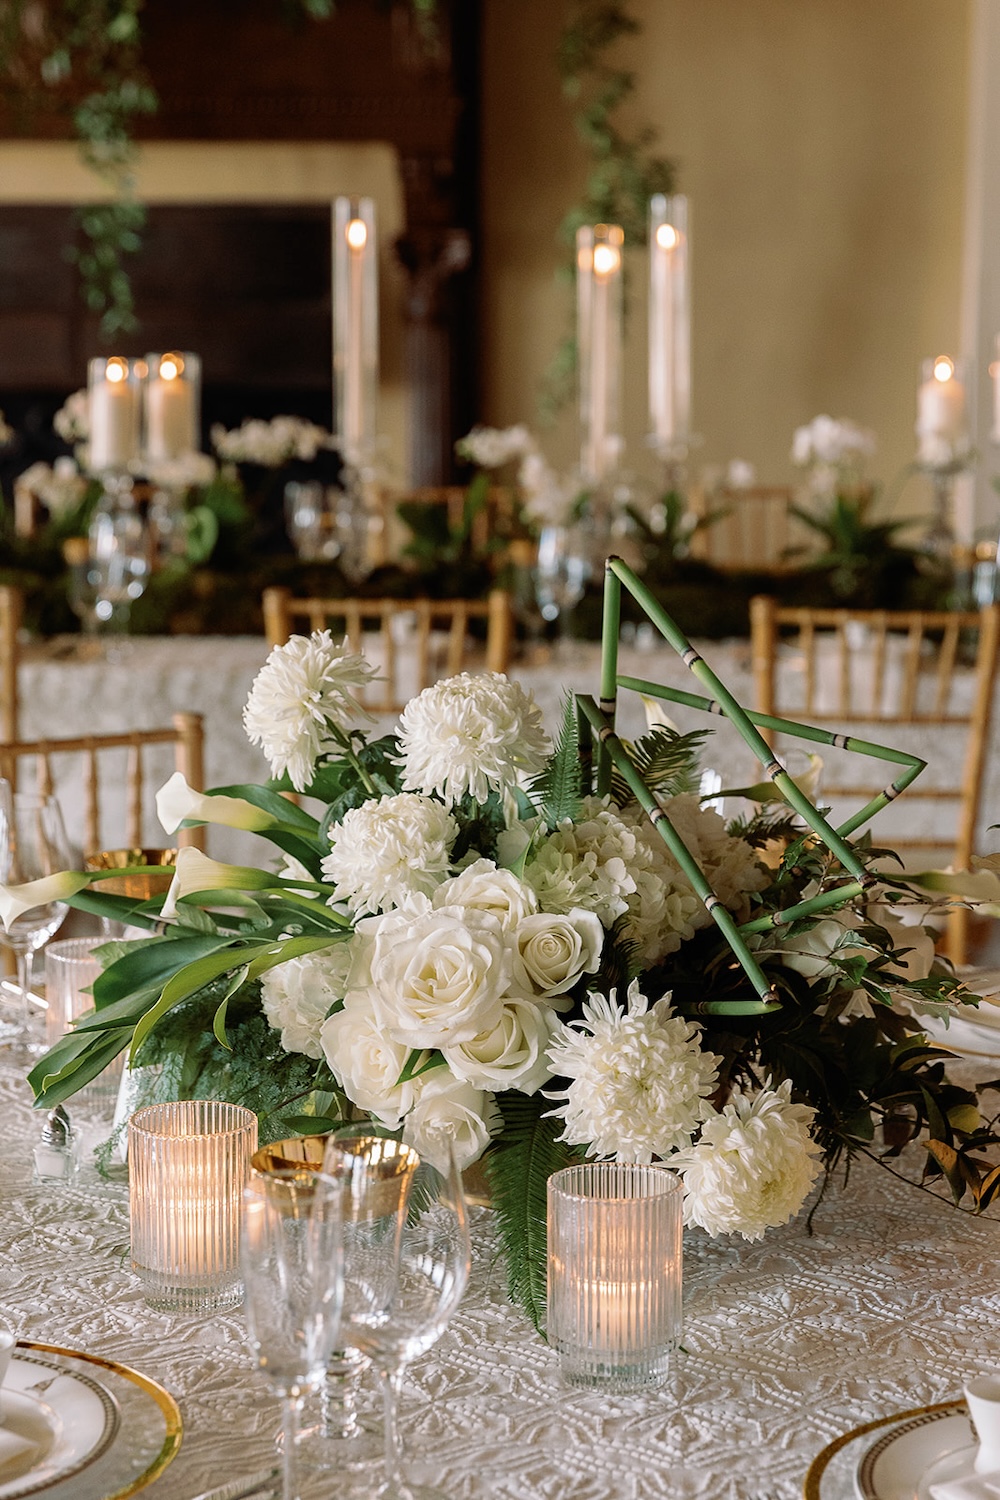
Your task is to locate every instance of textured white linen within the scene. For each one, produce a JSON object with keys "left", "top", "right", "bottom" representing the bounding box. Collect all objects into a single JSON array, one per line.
[{"left": 3, "top": 1043, "right": 1000, "bottom": 1500}]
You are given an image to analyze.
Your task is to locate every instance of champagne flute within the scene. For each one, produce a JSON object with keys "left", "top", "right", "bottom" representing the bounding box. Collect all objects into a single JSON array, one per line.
[
  {"left": 241, "top": 1168, "right": 345, "bottom": 1500},
  {"left": 325, "top": 1133, "right": 470, "bottom": 1500},
  {"left": 0, "top": 786, "right": 72, "bottom": 1053}
]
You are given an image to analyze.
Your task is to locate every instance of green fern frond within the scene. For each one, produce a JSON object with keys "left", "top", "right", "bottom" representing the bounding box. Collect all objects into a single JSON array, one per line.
[
  {"left": 483, "top": 1094, "right": 585, "bottom": 1332},
  {"left": 525, "top": 695, "right": 582, "bottom": 830},
  {"left": 631, "top": 727, "right": 711, "bottom": 797}
]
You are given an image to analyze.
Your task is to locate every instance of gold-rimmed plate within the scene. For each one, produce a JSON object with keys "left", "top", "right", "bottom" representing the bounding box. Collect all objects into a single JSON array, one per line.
[
  {"left": 804, "top": 1400, "right": 970, "bottom": 1500},
  {"left": 9, "top": 1343, "right": 181, "bottom": 1500}
]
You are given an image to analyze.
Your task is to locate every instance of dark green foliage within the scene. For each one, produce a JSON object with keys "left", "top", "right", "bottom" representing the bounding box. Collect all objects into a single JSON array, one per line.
[
  {"left": 525, "top": 696, "right": 582, "bottom": 829},
  {"left": 610, "top": 725, "right": 710, "bottom": 806},
  {"left": 483, "top": 1094, "right": 587, "bottom": 1332}
]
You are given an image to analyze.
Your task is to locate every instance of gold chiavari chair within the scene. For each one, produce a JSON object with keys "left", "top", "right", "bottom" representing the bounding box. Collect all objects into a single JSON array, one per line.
[
  {"left": 0, "top": 585, "right": 23, "bottom": 742},
  {"left": 688, "top": 485, "right": 810, "bottom": 573},
  {"left": 750, "top": 595, "right": 1000, "bottom": 965},
  {"left": 262, "top": 587, "right": 514, "bottom": 715},
  {"left": 0, "top": 711, "right": 207, "bottom": 857}
]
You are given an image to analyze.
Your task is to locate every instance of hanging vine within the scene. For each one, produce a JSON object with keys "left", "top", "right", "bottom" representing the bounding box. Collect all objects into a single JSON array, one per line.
[
  {"left": 0, "top": 0, "right": 435, "bottom": 340},
  {"left": 540, "top": 0, "right": 676, "bottom": 422}
]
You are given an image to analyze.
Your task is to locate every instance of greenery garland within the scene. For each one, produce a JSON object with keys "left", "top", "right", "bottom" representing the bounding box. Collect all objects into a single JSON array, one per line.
[{"left": 540, "top": 0, "right": 676, "bottom": 421}]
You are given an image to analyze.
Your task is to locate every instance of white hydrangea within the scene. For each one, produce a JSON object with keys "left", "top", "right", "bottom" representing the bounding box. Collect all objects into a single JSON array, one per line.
[
  {"left": 672, "top": 1080, "right": 822, "bottom": 1241},
  {"left": 455, "top": 423, "right": 535, "bottom": 469},
  {"left": 322, "top": 793, "right": 457, "bottom": 916},
  {"left": 261, "top": 941, "right": 353, "bottom": 1059},
  {"left": 513, "top": 797, "right": 702, "bottom": 964},
  {"left": 545, "top": 982, "right": 720, "bottom": 1163},
  {"left": 211, "top": 415, "right": 332, "bottom": 467},
  {"left": 53, "top": 389, "right": 89, "bottom": 444},
  {"left": 397, "top": 672, "right": 550, "bottom": 810},
  {"left": 243, "top": 631, "right": 378, "bottom": 791},
  {"left": 656, "top": 795, "right": 768, "bottom": 928},
  {"left": 15, "top": 458, "right": 88, "bottom": 520}
]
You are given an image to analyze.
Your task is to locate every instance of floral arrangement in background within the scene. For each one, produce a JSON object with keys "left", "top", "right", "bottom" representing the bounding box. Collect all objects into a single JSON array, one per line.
[
  {"left": 791, "top": 413, "right": 877, "bottom": 502},
  {"left": 17, "top": 621, "right": 999, "bottom": 1329},
  {"left": 211, "top": 415, "right": 335, "bottom": 470},
  {"left": 456, "top": 424, "right": 578, "bottom": 531}
]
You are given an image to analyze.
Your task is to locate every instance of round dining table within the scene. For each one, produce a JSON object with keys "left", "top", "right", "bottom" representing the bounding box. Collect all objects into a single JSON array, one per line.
[{"left": 1, "top": 1035, "right": 999, "bottom": 1500}]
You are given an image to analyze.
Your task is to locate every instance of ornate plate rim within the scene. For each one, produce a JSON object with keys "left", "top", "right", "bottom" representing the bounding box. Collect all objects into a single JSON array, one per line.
[
  {"left": 0, "top": 1351, "right": 120, "bottom": 1500},
  {"left": 802, "top": 1399, "right": 964, "bottom": 1500},
  {"left": 16, "top": 1341, "right": 182, "bottom": 1500}
]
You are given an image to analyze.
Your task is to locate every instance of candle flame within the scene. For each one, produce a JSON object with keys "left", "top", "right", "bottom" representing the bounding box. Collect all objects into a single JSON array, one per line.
[
  {"left": 655, "top": 223, "right": 679, "bottom": 251},
  {"left": 933, "top": 356, "right": 955, "bottom": 383},
  {"left": 106, "top": 358, "right": 128, "bottom": 384},
  {"left": 593, "top": 243, "right": 621, "bottom": 279},
  {"left": 159, "top": 353, "right": 184, "bottom": 381},
  {"left": 346, "top": 218, "right": 368, "bottom": 252},
  {"left": 990, "top": 361, "right": 999, "bottom": 379}
]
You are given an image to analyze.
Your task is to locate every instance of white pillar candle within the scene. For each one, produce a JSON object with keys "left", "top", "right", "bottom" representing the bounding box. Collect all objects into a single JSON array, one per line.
[
  {"left": 577, "top": 223, "right": 624, "bottom": 484},
  {"left": 332, "top": 197, "right": 378, "bottom": 467},
  {"left": 88, "top": 356, "right": 140, "bottom": 473},
  {"left": 648, "top": 194, "right": 691, "bottom": 456},
  {"left": 144, "top": 352, "right": 199, "bottom": 462},
  {"left": 916, "top": 355, "right": 967, "bottom": 465}
]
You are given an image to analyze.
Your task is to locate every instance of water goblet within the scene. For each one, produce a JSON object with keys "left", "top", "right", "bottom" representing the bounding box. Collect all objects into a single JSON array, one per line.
[
  {"left": 241, "top": 1168, "right": 345, "bottom": 1500},
  {"left": 88, "top": 500, "right": 150, "bottom": 635},
  {"left": 325, "top": 1132, "right": 471, "bottom": 1500},
  {"left": 534, "top": 523, "right": 592, "bottom": 627},
  {"left": 0, "top": 786, "right": 72, "bottom": 1053}
]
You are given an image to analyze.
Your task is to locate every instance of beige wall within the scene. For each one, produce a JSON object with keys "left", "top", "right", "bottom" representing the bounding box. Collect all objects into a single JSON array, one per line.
[{"left": 481, "top": 0, "right": 971, "bottom": 506}]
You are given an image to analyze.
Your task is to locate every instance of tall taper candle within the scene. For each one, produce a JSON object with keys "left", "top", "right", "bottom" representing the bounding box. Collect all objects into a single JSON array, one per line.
[
  {"left": 577, "top": 223, "right": 625, "bottom": 485},
  {"left": 332, "top": 196, "right": 378, "bottom": 467},
  {"left": 648, "top": 194, "right": 691, "bottom": 458}
]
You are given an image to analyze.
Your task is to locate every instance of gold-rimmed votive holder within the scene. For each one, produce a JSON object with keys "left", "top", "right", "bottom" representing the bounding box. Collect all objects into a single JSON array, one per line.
[
  {"left": 129, "top": 1100, "right": 258, "bottom": 1312},
  {"left": 547, "top": 1161, "right": 682, "bottom": 1392}
]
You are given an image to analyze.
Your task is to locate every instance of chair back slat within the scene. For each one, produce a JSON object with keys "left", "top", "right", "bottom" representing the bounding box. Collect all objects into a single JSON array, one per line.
[
  {"left": 749, "top": 595, "right": 1000, "bottom": 965},
  {"left": 261, "top": 587, "right": 514, "bottom": 714}
]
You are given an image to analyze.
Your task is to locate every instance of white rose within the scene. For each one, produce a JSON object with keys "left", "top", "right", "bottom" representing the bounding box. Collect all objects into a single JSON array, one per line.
[
  {"left": 433, "top": 859, "right": 539, "bottom": 931},
  {"left": 512, "top": 909, "right": 604, "bottom": 1002},
  {"left": 358, "top": 904, "right": 512, "bottom": 1049},
  {"left": 319, "top": 997, "right": 424, "bottom": 1127},
  {"left": 402, "top": 1072, "right": 500, "bottom": 1172},
  {"left": 442, "top": 998, "right": 556, "bottom": 1094}
]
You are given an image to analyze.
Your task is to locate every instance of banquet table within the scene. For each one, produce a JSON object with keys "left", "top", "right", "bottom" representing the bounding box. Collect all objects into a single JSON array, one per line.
[
  {"left": 14, "top": 631, "right": 999, "bottom": 865},
  {"left": 3, "top": 1045, "right": 1000, "bottom": 1500}
]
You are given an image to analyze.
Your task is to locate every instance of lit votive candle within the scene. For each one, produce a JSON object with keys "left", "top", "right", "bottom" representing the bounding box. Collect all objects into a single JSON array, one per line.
[
  {"left": 915, "top": 354, "right": 967, "bottom": 467},
  {"left": 547, "top": 1162, "right": 682, "bottom": 1391},
  {"left": 129, "top": 1100, "right": 258, "bottom": 1312}
]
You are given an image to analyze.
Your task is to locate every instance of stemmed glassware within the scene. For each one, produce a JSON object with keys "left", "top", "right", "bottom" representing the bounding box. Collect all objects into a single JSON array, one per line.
[
  {"left": 87, "top": 497, "right": 150, "bottom": 635},
  {"left": 0, "top": 785, "right": 72, "bottom": 1052},
  {"left": 241, "top": 1168, "right": 345, "bottom": 1500},
  {"left": 534, "top": 523, "right": 592, "bottom": 627},
  {"left": 324, "top": 1133, "right": 471, "bottom": 1500}
]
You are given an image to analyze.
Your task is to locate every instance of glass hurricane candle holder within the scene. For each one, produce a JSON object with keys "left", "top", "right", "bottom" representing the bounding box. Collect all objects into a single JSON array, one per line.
[
  {"left": 87, "top": 356, "right": 142, "bottom": 476},
  {"left": 547, "top": 1161, "right": 682, "bottom": 1392},
  {"left": 129, "top": 1100, "right": 258, "bottom": 1311},
  {"left": 142, "top": 351, "right": 201, "bottom": 464}
]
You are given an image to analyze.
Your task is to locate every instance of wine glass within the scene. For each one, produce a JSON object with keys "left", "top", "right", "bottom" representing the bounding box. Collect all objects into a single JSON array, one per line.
[
  {"left": 534, "top": 523, "right": 592, "bottom": 626},
  {"left": 0, "top": 786, "right": 72, "bottom": 1053},
  {"left": 241, "top": 1168, "right": 345, "bottom": 1500},
  {"left": 88, "top": 501, "right": 150, "bottom": 634},
  {"left": 324, "top": 1133, "right": 471, "bottom": 1500}
]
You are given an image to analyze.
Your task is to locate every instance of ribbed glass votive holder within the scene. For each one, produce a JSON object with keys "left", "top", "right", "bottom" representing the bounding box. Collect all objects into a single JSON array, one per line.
[
  {"left": 129, "top": 1100, "right": 258, "bottom": 1312},
  {"left": 547, "top": 1162, "right": 682, "bottom": 1391}
]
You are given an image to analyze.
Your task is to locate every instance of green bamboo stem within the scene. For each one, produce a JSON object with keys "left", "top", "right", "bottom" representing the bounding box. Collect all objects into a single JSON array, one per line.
[
  {"left": 739, "top": 879, "right": 866, "bottom": 934},
  {"left": 577, "top": 694, "right": 780, "bottom": 1015},
  {"left": 597, "top": 559, "right": 622, "bottom": 796},
  {"left": 605, "top": 559, "right": 871, "bottom": 882},
  {"left": 617, "top": 674, "right": 926, "bottom": 841},
  {"left": 576, "top": 697, "right": 594, "bottom": 797}
]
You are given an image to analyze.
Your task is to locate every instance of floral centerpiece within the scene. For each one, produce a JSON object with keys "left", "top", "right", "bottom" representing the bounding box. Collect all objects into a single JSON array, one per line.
[{"left": 14, "top": 565, "right": 999, "bottom": 1330}]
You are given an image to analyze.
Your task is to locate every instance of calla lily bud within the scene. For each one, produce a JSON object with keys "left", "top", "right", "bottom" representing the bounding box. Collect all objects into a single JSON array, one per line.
[
  {"left": 156, "top": 772, "right": 277, "bottom": 835},
  {"left": 0, "top": 871, "right": 89, "bottom": 932}
]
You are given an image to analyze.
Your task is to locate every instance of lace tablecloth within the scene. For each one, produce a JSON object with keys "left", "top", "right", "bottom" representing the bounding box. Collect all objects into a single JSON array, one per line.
[
  {"left": 16, "top": 634, "right": 997, "bottom": 864},
  {"left": 3, "top": 1047, "right": 1000, "bottom": 1500}
]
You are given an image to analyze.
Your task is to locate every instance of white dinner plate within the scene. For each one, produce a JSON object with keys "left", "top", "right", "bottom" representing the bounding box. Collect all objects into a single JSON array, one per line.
[
  {"left": 854, "top": 1405, "right": 974, "bottom": 1500},
  {"left": 0, "top": 1351, "right": 119, "bottom": 1498}
]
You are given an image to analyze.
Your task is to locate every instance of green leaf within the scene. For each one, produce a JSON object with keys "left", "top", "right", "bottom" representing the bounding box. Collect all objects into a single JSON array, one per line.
[
  {"left": 483, "top": 1093, "right": 585, "bottom": 1333},
  {"left": 525, "top": 695, "right": 581, "bottom": 830},
  {"left": 213, "top": 965, "right": 251, "bottom": 1051}
]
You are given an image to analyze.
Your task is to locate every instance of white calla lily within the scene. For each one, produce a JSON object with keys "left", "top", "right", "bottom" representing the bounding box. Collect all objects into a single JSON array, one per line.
[
  {"left": 0, "top": 870, "right": 89, "bottom": 932},
  {"left": 156, "top": 772, "right": 277, "bottom": 835},
  {"left": 169, "top": 847, "right": 283, "bottom": 900}
]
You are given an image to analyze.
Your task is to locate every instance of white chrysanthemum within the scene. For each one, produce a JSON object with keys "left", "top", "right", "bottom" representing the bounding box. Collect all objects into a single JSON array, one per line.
[
  {"left": 517, "top": 798, "right": 702, "bottom": 963},
  {"left": 243, "top": 631, "right": 377, "bottom": 791},
  {"left": 261, "top": 941, "right": 353, "bottom": 1059},
  {"left": 546, "top": 981, "right": 720, "bottom": 1164},
  {"left": 397, "top": 672, "right": 550, "bottom": 809},
  {"left": 322, "top": 793, "right": 457, "bottom": 916},
  {"left": 672, "top": 1080, "right": 822, "bottom": 1241}
]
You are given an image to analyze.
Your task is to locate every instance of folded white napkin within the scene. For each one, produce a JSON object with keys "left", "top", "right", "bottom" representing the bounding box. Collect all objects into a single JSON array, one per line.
[
  {"left": 930, "top": 1470, "right": 1000, "bottom": 1500},
  {"left": 0, "top": 1426, "right": 38, "bottom": 1477}
]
